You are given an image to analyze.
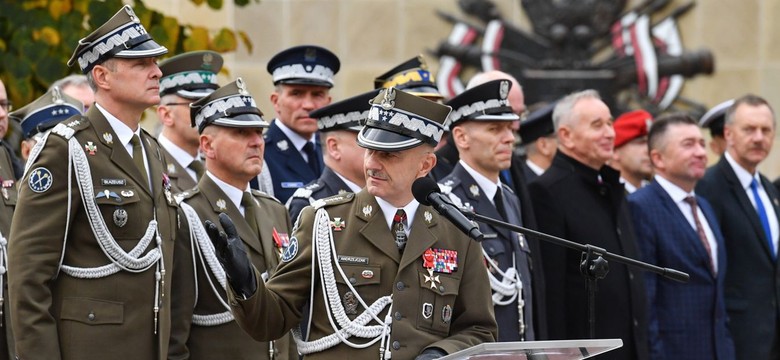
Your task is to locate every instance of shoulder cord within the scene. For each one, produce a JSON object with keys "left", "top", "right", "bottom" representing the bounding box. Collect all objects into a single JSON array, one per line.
[
  {"left": 292, "top": 207, "right": 393, "bottom": 358},
  {"left": 179, "top": 202, "right": 234, "bottom": 326},
  {"left": 483, "top": 249, "right": 521, "bottom": 306}
]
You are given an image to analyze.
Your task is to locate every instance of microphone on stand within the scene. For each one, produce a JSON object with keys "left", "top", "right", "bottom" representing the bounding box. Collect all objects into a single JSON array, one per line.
[{"left": 412, "top": 177, "right": 484, "bottom": 241}]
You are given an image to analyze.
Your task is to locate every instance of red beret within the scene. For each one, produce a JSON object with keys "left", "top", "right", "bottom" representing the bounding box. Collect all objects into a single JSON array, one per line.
[{"left": 614, "top": 109, "right": 653, "bottom": 148}]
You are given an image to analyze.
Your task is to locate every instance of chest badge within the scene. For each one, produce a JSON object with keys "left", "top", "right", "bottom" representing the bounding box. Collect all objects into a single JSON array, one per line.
[
  {"left": 103, "top": 132, "right": 113, "bottom": 144},
  {"left": 113, "top": 208, "right": 128, "bottom": 227},
  {"left": 424, "top": 268, "right": 441, "bottom": 289},
  {"left": 216, "top": 199, "right": 227, "bottom": 211},
  {"left": 422, "top": 248, "right": 459, "bottom": 274},
  {"left": 84, "top": 141, "right": 97, "bottom": 155},
  {"left": 362, "top": 204, "right": 373, "bottom": 217},
  {"left": 331, "top": 217, "right": 346, "bottom": 231},
  {"left": 424, "top": 211, "right": 432, "bottom": 224}
]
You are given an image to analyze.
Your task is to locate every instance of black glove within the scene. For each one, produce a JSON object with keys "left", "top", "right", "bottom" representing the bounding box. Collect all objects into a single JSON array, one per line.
[
  {"left": 414, "top": 347, "right": 447, "bottom": 360},
  {"left": 205, "top": 212, "right": 257, "bottom": 298}
]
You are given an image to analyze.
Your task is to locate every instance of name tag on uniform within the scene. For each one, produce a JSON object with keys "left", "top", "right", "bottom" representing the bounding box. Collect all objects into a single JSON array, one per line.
[
  {"left": 101, "top": 178, "right": 127, "bottom": 186},
  {"left": 281, "top": 182, "right": 304, "bottom": 188},
  {"left": 338, "top": 255, "right": 369, "bottom": 265}
]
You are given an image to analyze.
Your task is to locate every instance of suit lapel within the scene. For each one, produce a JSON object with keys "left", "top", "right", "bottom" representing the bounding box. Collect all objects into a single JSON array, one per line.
[
  {"left": 199, "top": 176, "right": 263, "bottom": 255},
  {"left": 255, "top": 196, "right": 282, "bottom": 266},
  {"left": 89, "top": 107, "right": 149, "bottom": 195},
  {"left": 453, "top": 164, "right": 511, "bottom": 239},
  {"left": 355, "top": 191, "right": 401, "bottom": 264},
  {"left": 399, "top": 205, "right": 439, "bottom": 271},
  {"left": 718, "top": 158, "right": 773, "bottom": 256},
  {"left": 267, "top": 122, "right": 315, "bottom": 180},
  {"left": 141, "top": 131, "right": 164, "bottom": 199}
]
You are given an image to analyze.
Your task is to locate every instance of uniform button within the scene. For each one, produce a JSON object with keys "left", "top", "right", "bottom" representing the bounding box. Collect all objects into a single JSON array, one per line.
[
  {"left": 396, "top": 282, "right": 405, "bottom": 291},
  {"left": 392, "top": 341, "right": 401, "bottom": 350},
  {"left": 616, "top": 228, "right": 622, "bottom": 236},
  {"left": 628, "top": 272, "right": 634, "bottom": 280},
  {"left": 439, "top": 285, "right": 445, "bottom": 293},
  {"left": 349, "top": 277, "right": 357, "bottom": 285},
  {"left": 394, "top": 312, "right": 402, "bottom": 321},
  {"left": 87, "top": 312, "right": 96, "bottom": 321},
  {"left": 633, "top": 319, "right": 639, "bottom": 327}
]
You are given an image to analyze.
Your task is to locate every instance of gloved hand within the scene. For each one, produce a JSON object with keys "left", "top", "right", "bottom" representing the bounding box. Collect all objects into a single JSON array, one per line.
[
  {"left": 205, "top": 212, "right": 257, "bottom": 298},
  {"left": 414, "top": 347, "right": 447, "bottom": 360}
]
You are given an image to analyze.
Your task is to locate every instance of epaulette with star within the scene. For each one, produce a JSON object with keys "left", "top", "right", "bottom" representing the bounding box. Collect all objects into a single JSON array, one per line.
[
  {"left": 312, "top": 192, "right": 354, "bottom": 209},
  {"left": 174, "top": 188, "right": 200, "bottom": 204},
  {"left": 51, "top": 115, "right": 90, "bottom": 139}
]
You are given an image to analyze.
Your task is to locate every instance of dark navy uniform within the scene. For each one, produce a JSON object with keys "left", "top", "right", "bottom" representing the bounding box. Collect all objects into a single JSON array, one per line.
[
  {"left": 286, "top": 167, "right": 351, "bottom": 224},
  {"left": 263, "top": 121, "right": 324, "bottom": 203}
]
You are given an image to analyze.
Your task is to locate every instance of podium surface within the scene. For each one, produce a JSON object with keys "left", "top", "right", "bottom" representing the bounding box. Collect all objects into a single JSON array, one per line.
[{"left": 438, "top": 339, "right": 623, "bottom": 360}]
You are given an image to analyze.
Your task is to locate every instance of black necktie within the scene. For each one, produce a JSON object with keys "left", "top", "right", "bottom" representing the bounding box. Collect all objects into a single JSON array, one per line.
[
  {"left": 242, "top": 192, "right": 259, "bottom": 237},
  {"left": 392, "top": 209, "right": 408, "bottom": 253},
  {"left": 188, "top": 160, "right": 205, "bottom": 180},
  {"left": 130, "top": 135, "right": 148, "bottom": 189},
  {"left": 302, "top": 142, "right": 320, "bottom": 174},
  {"left": 494, "top": 187, "right": 508, "bottom": 221}
]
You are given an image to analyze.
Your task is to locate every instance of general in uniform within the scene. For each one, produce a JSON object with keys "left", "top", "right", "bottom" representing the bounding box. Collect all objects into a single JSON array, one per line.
[
  {"left": 438, "top": 79, "right": 538, "bottom": 342},
  {"left": 169, "top": 79, "right": 295, "bottom": 359},
  {"left": 8, "top": 6, "right": 178, "bottom": 359},
  {"left": 208, "top": 88, "right": 496, "bottom": 359},
  {"left": 157, "top": 50, "right": 224, "bottom": 193},
  {"left": 286, "top": 89, "right": 378, "bottom": 223}
]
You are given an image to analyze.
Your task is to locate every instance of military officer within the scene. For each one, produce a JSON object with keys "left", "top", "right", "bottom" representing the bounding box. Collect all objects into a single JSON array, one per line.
[
  {"left": 518, "top": 102, "right": 557, "bottom": 182},
  {"left": 156, "top": 50, "right": 223, "bottom": 193},
  {"left": 438, "top": 79, "right": 538, "bottom": 342},
  {"left": 286, "top": 89, "right": 378, "bottom": 223},
  {"left": 373, "top": 55, "right": 444, "bottom": 102},
  {"left": 261, "top": 45, "right": 340, "bottom": 203},
  {"left": 8, "top": 6, "right": 179, "bottom": 359},
  {"left": 207, "top": 87, "right": 497, "bottom": 359},
  {"left": 168, "top": 78, "right": 295, "bottom": 359},
  {"left": 699, "top": 99, "right": 733, "bottom": 157},
  {"left": 13, "top": 87, "right": 85, "bottom": 162}
]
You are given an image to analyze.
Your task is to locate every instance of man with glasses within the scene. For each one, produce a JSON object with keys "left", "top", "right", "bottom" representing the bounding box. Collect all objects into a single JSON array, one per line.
[{"left": 156, "top": 51, "right": 223, "bottom": 193}]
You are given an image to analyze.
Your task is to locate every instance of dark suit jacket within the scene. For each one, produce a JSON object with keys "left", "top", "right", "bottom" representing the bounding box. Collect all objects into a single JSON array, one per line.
[
  {"left": 9, "top": 106, "right": 179, "bottom": 360},
  {"left": 528, "top": 152, "right": 649, "bottom": 360},
  {"left": 263, "top": 120, "right": 324, "bottom": 204},
  {"left": 286, "top": 167, "right": 352, "bottom": 224},
  {"left": 521, "top": 161, "right": 540, "bottom": 183},
  {"left": 628, "top": 180, "right": 734, "bottom": 360},
  {"left": 697, "top": 156, "right": 780, "bottom": 359},
  {"left": 440, "top": 163, "right": 544, "bottom": 341}
]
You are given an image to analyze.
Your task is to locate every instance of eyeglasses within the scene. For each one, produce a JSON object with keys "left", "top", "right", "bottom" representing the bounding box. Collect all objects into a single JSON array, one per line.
[{"left": 0, "top": 101, "right": 12, "bottom": 112}]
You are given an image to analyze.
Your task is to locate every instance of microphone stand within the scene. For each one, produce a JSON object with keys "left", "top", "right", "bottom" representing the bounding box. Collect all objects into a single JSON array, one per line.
[{"left": 461, "top": 210, "right": 689, "bottom": 339}]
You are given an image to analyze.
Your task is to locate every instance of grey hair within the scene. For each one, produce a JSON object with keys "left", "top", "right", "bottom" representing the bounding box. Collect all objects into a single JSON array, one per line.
[
  {"left": 552, "top": 89, "right": 601, "bottom": 130},
  {"left": 724, "top": 93, "right": 775, "bottom": 126},
  {"left": 50, "top": 74, "right": 90, "bottom": 92}
]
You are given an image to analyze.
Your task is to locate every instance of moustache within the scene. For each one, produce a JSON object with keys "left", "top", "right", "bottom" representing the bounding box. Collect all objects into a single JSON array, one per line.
[{"left": 366, "top": 169, "right": 388, "bottom": 180}]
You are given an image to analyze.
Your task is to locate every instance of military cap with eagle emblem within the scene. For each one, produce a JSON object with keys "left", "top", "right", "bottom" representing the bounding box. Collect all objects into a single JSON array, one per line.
[
  {"left": 519, "top": 101, "right": 556, "bottom": 144},
  {"left": 310, "top": 89, "right": 380, "bottom": 133},
  {"left": 189, "top": 77, "right": 269, "bottom": 133},
  {"left": 374, "top": 55, "right": 443, "bottom": 101},
  {"left": 9, "top": 87, "right": 85, "bottom": 139},
  {"left": 267, "top": 45, "right": 340, "bottom": 88},
  {"left": 67, "top": 5, "right": 168, "bottom": 73},
  {"left": 699, "top": 99, "right": 735, "bottom": 138},
  {"left": 444, "top": 79, "right": 519, "bottom": 128},
  {"left": 357, "top": 88, "right": 451, "bottom": 151},
  {"left": 159, "top": 50, "right": 224, "bottom": 99}
]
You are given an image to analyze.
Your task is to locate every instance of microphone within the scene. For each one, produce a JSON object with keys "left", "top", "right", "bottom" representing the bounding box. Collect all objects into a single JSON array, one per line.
[{"left": 412, "top": 177, "right": 484, "bottom": 241}]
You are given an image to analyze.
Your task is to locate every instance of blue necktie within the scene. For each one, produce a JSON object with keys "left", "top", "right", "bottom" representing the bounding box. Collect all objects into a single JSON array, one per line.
[
  {"left": 500, "top": 169, "right": 515, "bottom": 191},
  {"left": 750, "top": 178, "right": 775, "bottom": 259}
]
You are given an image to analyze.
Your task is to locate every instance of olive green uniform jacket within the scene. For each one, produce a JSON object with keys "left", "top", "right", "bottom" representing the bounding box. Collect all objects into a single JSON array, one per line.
[
  {"left": 228, "top": 189, "right": 497, "bottom": 359},
  {"left": 8, "top": 107, "right": 179, "bottom": 360},
  {"left": 160, "top": 147, "right": 198, "bottom": 194},
  {"left": 0, "top": 144, "right": 17, "bottom": 360},
  {"left": 169, "top": 174, "right": 295, "bottom": 360}
]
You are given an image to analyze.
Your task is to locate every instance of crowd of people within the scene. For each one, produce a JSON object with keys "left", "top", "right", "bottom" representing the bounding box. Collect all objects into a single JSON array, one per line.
[{"left": 0, "top": 4, "right": 776, "bottom": 360}]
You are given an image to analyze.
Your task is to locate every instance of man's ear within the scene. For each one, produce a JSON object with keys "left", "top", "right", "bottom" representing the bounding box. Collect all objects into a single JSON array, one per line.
[
  {"left": 156, "top": 105, "right": 174, "bottom": 127},
  {"left": 91, "top": 65, "right": 111, "bottom": 92}
]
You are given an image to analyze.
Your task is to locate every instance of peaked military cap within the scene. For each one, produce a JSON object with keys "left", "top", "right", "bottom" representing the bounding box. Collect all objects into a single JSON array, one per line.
[
  {"left": 310, "top": 89, "right": 380, "bottom": 133},
  {"left": 159, "top": 51, "right": 224, "bottom": 99},
  {"left": 67, "top": 5, "right": 168, "bottom": 73},
  {"left": 699, "top": 99, "right": 734, "bottom": 137},
  {"left": 614, "top": 109, "right": 653, "bottom": 148},
  {"left": 267, "top": 45, "right": 340, "bottom": 88},
  {"left": 519, "top": 101, "right": 556, "bottom": 144},
  {"left": 374, "top": 55, "right": 443, "bottom": 100},
  {"left": 189, "top": 77, "right": 268, "bottom": 133},
  {"left": 445, "top": 79, "right": 518, "bottom": 128},
  {"left": 10, "top": 87, "right": 84, "bottom": 139},
  {"left": 357, "top": 88, "right": 452, "bottom": 151}
]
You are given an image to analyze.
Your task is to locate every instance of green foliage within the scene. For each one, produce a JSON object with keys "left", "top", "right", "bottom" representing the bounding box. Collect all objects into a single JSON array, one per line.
[{"left": 0, "top": 0, "right": 259, "bottom": 106}]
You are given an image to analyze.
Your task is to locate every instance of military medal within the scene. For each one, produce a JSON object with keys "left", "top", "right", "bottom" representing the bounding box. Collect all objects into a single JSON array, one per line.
[
  {"left": 103, "top": 132, "right": 113, "bottom": 144},
  {"left": 441, "top": 305, "right": 453, "bottom": 324},
  {"left": 362, "top": 204, "right": 372, "bottom": 217},
  {"left": 424, "top": 211, "right": 432, "bottom": 224},
  {"left": 84, "top": 141, "right": 97, "bottom": 155},
  {"left": 469, "top": 184, "right": 480, "bottom": 197},
  {"left": 331, "top": 217, "right": 345, "bottom": 231},
  {"left": 216, "top": 199, "right": 227, "bottom": 211},
  {"left": 272, "top": 228, "right": 291, "bottom": 257},
  {"left": 361, "top": 270, "right": 374, "bottom": 279},
  {"left": 424, "top": 268, "right": 441, "bottom": 289},
  {"left": 121, "top": 190, "right": 134, "bottom": 198},
  {"left": 113, "top": 208, "right": 128, "bottom": 227},
  {"left": 422, "top": 248, "right": 458, "bottom": 274}
]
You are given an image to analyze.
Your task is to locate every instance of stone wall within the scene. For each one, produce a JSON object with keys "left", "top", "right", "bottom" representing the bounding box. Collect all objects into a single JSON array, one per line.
[{"left": 147, "top": 0, "right": 780, "bottom": 177}]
